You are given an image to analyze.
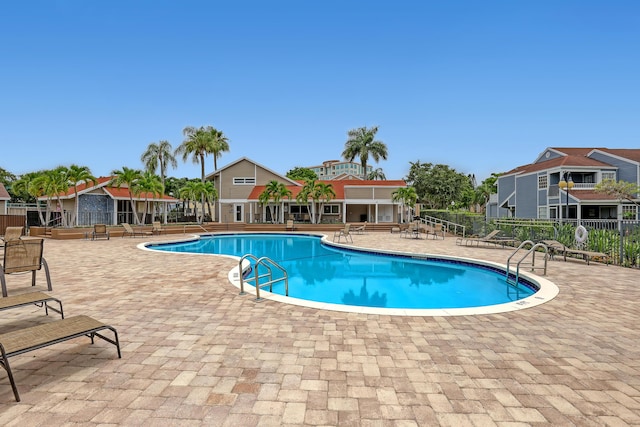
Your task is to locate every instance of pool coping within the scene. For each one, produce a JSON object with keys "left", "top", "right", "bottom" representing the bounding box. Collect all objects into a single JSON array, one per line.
[{"left": 141, "top": 232, "right": 560, "bottom": 317}]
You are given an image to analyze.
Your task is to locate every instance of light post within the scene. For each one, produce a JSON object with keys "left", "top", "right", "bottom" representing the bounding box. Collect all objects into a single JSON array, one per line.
[{"left": 558, "top": 172, "right": 574, "bottom": 224}]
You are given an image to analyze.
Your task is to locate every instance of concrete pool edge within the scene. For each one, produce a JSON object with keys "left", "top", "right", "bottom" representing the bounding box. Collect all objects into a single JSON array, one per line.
[{"left": 141, "top": 232, "right": 560, "bottom": 317}]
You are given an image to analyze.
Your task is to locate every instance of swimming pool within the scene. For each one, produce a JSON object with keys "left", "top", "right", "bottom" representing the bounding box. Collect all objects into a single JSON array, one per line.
[{"left": 145, "top": 233, "right": 558, "bottom": 316}]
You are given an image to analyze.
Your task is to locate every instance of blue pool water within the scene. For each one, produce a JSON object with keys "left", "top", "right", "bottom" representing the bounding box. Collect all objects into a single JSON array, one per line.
[{"left": 148, "top": 234, "right": 537, "bottom": 309}]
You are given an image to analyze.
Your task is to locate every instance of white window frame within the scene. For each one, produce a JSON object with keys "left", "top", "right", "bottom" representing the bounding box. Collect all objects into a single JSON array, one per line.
[
  {"left": 622, "top": 205, "right": 637, "bottom": 220},
  {"left": 323, "top": 204, "right": 340, "bottom": 214},
  {"left": 233, "top": 177, "right": 256, "bottom": 185},
  {"left": 538, "top": 206, "right": 548, "bottom": 219},
  {"left": 538, "top": 175, "right": 548, "bottom": 190},
  {"left": 601, "top": 171, "right": 616, "bottom": 182}
]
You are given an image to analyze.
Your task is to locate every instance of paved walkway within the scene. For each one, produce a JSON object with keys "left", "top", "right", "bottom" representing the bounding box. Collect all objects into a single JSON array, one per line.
[{"left": 0, "top": 232, "right": 638, "bottom": 426}]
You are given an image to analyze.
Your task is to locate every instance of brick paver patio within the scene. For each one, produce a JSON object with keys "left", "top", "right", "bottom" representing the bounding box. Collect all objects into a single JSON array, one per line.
[{"left": 0, "top": 232, "right": 638, "bottom": 426}]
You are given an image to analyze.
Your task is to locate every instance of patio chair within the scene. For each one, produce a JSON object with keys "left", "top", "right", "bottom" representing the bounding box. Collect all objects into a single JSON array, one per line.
[
  {"left": 353, "top": 221, "right": 367, "bottom": 235},
  {"left": 333, "top": 224, "right": 353, "bottom": 243},
  {"left": 285, "top": 219, "right": 296, "bottom": 231},
  {"left": 427, "top": 223, "right": 445, "bottom": 240},
  {"left": 0, "top": 238, "right": 52, "bottom": 297},
  {"left": 91, "top": 224, "right": 110, "bottom": 240},
  {"left": 122, "top": 223, "right": 152, "bottom": 238},
  {"left": 152, "top": 221, "right": 165, "bottom": 235},
  {"left": 1, "top": 226, "right": 24, "bottom": 248}
]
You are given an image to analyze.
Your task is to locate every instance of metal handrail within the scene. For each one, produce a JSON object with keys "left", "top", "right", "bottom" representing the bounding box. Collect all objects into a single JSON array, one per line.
[
  {"left": 183, "top": 224, "right": 209, "bottom": 234},
  {"left": 506, "top": 240, "right": 548, "bottom": 286},
  {"left": 238, "top": 254, "right": 289, "bottom": 300},
  {"left": 421, "top": 214, "right": 466, "bottom": 237}
]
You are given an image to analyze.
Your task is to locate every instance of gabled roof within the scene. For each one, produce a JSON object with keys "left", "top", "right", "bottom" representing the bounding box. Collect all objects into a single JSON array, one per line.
[
  {"left": 206, "top": 156, "right": 300, "bottom": 186},
  {"left": 0, "top": 183, "right": 10, "bottom": 200},
  {"left": 503, "top": 155, "right": 614, "bottom": 176},
  {"left": 38, "top": 176, "right": 178, "bottom": 202},
  {"left": 523, "top": 147, "right": 640, "bottom": 176},
  {"left": 247, "top": 179, "right": 407, "bottom": 201}
]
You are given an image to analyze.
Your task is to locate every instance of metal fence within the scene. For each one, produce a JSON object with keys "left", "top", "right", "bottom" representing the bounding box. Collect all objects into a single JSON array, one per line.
[{"left": 422, "top": 210, "right": 640, "bottom": 269}]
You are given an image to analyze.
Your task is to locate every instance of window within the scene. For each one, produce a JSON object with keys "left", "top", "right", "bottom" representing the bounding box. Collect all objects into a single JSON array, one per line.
[
  {"left": 233, "top": 177, "right": 256, "bottom": 185},
  {"left": 622, "top": 205, "right": 637, "bottom": 220},
  {"left": 538, "top": 175, "right": 548, "bottom": 189},
  {"left": 602, "top": 171, "right": 616, "bottom": 182},
  {"left": 323, "top": 204, "right": 340, "bottom": 214},
  {"left": 538, "top": 206, "right": 548, "bottom": 219}
]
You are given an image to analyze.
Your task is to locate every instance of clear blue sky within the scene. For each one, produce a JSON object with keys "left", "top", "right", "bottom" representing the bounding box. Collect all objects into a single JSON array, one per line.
[{"left": 1, "top": 1, "right": 639, "bottom": 183}]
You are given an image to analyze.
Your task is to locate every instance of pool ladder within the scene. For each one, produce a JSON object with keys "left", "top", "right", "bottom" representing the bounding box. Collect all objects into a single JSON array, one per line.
[
  {"left": 506, "top": 240, "right": 549, "bottom": 287},
  {"left": 238, "top": 254, "right": 289, "bottom": 300}
]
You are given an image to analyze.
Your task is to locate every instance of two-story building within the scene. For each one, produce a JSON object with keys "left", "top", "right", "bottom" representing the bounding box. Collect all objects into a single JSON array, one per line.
[
  {"left": 488, "top": 147, "right": 640, "bottom": 221},
  {"left": 207, "top": 157, "right": 407, "bottom": 224}
]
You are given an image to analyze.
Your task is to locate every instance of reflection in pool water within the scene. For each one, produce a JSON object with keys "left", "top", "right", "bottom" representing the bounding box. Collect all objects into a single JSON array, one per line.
[{"left": 148, "top": 234, "right": 537, "bottom": 309}]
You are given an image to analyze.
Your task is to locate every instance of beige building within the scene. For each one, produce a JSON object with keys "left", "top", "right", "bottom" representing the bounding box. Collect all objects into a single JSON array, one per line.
[{"left": 207, "top": 157, "right": 407, "bottom": 224}]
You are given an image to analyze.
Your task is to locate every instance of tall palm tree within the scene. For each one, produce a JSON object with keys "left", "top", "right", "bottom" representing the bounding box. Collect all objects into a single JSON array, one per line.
[
  {"left": 342, "top": 126, "right": 388, "bottom": 179},
  {"left": 205, "top": 127, "right": 230, "bottom": 171},
  {"left": 141, "top": 140, "right": 177, "bottom": 192},
  {"left": 142, "top": 140, "right": 177, "bottom": 223},
  {"left": 67, "top": 164, "right": 97, "bottom": 226},
  {"left": 176, "top": 126, "right": 216, "bottom": 222},
  {"left": 111, "top": 166, "right": 143, "bottom": 225},
  {"left": 392, "top": 186, "right": 418, "bottom": 223}
]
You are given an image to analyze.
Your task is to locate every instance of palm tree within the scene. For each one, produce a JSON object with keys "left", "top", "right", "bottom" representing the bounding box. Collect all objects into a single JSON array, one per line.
[
  {"left": 259, "top": 180, "right": 292, "bottom": 223},
  {"left": 342, "top": 126, "right": 388, "bottom": 179},
  {"left": 367, "top": 168, "right": 386, "bottom": 180},
  {"left": 205, "top": 127, "right": 230, "bottom": 171},
  {"left": 296, "top": 180, "right": 335, "bottom": 224},
  {"left": 296, "top": 179, "right": 317, "bottom": 223},
  {"left": 111, "top": 166, "right": 143, "bottom": 225},
  {"left": 179, "top": 181, "right": 207, "bottom": 223},
  {"left": 203, "top": 181, "right": 218, "bottom": 221},
  {"left": 141, "top": 140, "right": 177, "bottom": 192},
  {"left": 13, "top": 172, "right": 47, "bottom": 225},
  {"left": 67, "top": 164, "right": 97, "bottom": 226},
  {"left": 312, "top": 182, "right": 335, "bottom": 224},
  {"left": 175, "top": 126, "right": 217, "bottom": 222},
  {"left": 37, "top": 167, "right": 70, "bottom": 227},
  {"left": 142, "top": 140, "right": 177, "bottom": 223},
  {"left": 135, "top": 171, "right": 164, "bottom": 224},
  {"left": 392, "top": 187, "right": 418, "bottom": 223}
]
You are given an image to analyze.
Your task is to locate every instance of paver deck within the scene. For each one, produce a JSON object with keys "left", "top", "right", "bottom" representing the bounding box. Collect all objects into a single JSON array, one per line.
[{"left": 0, "top": 232, "right": 638, "bottom": 426}]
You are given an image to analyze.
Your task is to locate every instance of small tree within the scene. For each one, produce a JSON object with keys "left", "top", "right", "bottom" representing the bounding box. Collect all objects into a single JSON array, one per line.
[{"left": 392, "top": 187, "right": 418, "bottom": 223}]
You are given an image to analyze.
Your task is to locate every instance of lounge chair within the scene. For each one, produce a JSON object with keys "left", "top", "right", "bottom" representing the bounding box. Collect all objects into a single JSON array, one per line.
[
  {"left": 0, "top": 315, "right": 121, "bottom": 402},
  {"left": 353, "top": 221, "right": 367, "bottom": 235},
  {"left": 1, "top": 238, "right": 52, "bottom": 297},
  {"left": 541, "top": 240, "right": 609, "bottom": 265},
  {"left": 1, "top": 227, "right": 23, "bottom": 248},
  {"left": 91, "top": 224, "right": 110, "bottom": 240},
  {"left": 122, "top": 223, "right": 152, "bottom": 238},
  {"left": 333, "top": 224, "right": 353, "bottom": 243},
  {"left": 456, "top": 230, "right": 517, "bottom": 247},
  {"left": 152, "top": 221, "right": 165, "bottom": 235},
  {"left": 285, "top": 219, "right": 296, "bottom": 231}
]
